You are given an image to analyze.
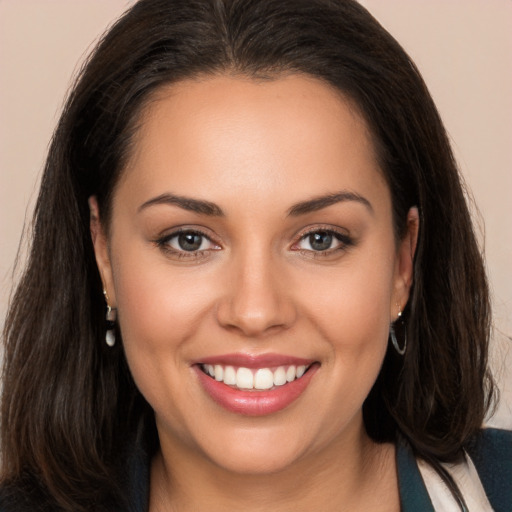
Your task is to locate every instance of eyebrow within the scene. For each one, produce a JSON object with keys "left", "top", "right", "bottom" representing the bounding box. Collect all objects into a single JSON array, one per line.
[
  {"left": 138, "top": 193, "right": 224, "bottom": 216},
  {"left": 138, "top": 190, "right": 372, "bottom": 217},
  {"left": 287, "top": 191, "right": 373, "bottom": 216}
]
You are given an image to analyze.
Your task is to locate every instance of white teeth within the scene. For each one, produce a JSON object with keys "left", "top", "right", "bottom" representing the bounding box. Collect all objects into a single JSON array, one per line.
[
  {"left": 273, "top": 366, "right": 287, "bottom": 386},
  {"left": 223, "top": 365, "right": 236, "bottom": 385},
  {"left": 214, "top": 365, "right": 223, "bottom": 381},
  {"left": 236, "top": 367, "right": 254, "bottom": 389},
  {"left": 202, "top": 363, "right": 311, "bottom": 390},
  {"left": 254, "top": 368, "right": 274, "bottom": 390}
]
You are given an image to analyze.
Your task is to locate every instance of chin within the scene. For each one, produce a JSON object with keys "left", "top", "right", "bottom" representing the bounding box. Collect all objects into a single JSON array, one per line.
[
  {"left": 198, "top": 425, "right": 309, "bottom": 475},
  {"left": 208, "top": 445, "right": 305, "bottom": 476}
]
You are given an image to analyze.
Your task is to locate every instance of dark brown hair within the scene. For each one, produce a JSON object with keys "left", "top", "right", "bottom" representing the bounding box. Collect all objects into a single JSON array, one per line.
[{"left": 1, "top": 0, "right": 495, "bottom": 509}]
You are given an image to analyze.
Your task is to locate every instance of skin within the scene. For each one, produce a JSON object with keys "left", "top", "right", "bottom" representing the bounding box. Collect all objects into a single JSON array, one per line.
[{"left": 90, "top": 74, "right": 419, "bottom": 511}]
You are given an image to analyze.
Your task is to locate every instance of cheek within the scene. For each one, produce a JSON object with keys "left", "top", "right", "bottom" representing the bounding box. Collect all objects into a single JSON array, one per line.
[
  {"left": 113, "top": 253, "right": 213, "bottom": 344},
  {"left": 295, "top": 247, "right": 395, "bottom": 405},
  {"left": 299, "top": 261, "right": 393, "bottom": 426},
  {"left": 108, "top": 239, "right": 222, "bottom": 405},
  {"left": 109, "top": 247, "right": 216, "bottom": 427},
  {"left": 299, "top": 254, "right": 395, "bottom": 348}
]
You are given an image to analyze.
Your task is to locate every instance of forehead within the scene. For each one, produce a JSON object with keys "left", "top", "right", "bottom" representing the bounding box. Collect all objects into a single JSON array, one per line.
[{"left": 118, "top": 74, "right": 389, "bottom": 215}]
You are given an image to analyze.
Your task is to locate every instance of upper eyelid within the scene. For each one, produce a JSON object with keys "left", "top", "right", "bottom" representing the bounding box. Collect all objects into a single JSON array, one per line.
[
  {"left": 293, "top": 224, "right": 351, "bottom": 241},
  {"left": 154, "top": 229, "right": 221, "bottom": 258},
  {"left": 291, "top": 226, "right": 354, "bottom": 252},
  {"left": 154, "top": 224, "right": 352, "bottom": 249},
  {"left": 155, "top": 230, "right": 220, "bottom": 261},
  {"left": 157, "top": 226, "right": 220, "bottom": 243}
]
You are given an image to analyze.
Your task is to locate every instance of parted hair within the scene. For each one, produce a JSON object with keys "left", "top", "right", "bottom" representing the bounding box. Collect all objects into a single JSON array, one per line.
[{"left": 1, "top": 0, "right": 495, "bottom": 510}]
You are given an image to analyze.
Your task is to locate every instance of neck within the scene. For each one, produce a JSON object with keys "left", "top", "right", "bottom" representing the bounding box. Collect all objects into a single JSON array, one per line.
[{"left": 149, "top": 422, "right": 399, "bottom": 512}]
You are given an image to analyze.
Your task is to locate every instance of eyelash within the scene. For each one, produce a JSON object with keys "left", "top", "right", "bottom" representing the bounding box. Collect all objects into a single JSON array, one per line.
[
  {"left": 291, "top": 227, "right": 354, "bottom": 257},
  {"left": 154, "top": 226, "right": 354, "bottom": 260},
  {"left": 154, "top": 228, "right": 220, "bottom": 260}
]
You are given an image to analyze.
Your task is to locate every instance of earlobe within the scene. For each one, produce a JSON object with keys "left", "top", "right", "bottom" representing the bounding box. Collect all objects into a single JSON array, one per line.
[
  {"left": 88, "top": 196, "right": 116, "bottom": 306},
  {"left": 393, "top": 207, "right": 419, "bottom": 315}
]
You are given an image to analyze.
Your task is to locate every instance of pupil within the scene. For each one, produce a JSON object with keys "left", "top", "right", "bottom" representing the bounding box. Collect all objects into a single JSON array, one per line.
[
  {"left": 309, "top": 232, "right": 332, "bottom": 251},
  {"left": 178, "top": 233, "right": 202, "bottom": 251}
]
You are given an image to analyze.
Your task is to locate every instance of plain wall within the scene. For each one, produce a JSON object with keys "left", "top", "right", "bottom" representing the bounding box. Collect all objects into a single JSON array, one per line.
[{"left": 1, "top": 1, "right": 510, "bottom": 425}]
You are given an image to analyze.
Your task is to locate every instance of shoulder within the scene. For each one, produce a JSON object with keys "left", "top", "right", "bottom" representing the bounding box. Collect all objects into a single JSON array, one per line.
[
  {"left": 465, "top": 426, "right": 512, "bottom": 465},
  {"left": 398, "top": 428, "right": 512, "bottom": 512},
  {"left": 464, "top": 427, "right": 512, "bottom": 511}
]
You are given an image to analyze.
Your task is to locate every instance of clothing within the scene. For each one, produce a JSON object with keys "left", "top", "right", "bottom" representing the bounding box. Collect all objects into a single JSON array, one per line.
[
  {"left": 1, "top": 428, "right": 511, "bottom": 511},
  {"left": 397, "top": 428, "right": 512, "bottom": 511}
]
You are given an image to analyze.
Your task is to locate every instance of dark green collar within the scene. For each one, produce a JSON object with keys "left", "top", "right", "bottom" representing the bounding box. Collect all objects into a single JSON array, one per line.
[
  {"left": 465, "top": 427, "right": 512, "bottom": 512},
  {"left": 396, "top": 438, "right": 435, "bottom": 511},
  {"left": 396, "top": 428, "right": 512, "bottom": 512}
]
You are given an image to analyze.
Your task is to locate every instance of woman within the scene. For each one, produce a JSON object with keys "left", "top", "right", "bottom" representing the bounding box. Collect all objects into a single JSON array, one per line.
[{"left": 1, "top": 0, "right": 510, "bottom": 510}]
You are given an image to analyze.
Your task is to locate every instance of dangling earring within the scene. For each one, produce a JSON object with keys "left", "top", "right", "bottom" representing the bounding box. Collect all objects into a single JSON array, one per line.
[
  {"left": 390, "top": 303, "right": 406, "bottom": 355},
  {"left": 103, "top": 289, "right": 117, "bottom": 347}
]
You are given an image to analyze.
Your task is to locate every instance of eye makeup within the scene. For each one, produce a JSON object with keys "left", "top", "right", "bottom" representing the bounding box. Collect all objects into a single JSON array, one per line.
[
  {"left": 153, "top": 227, "right": 221, "bottom": 261},
  {"left": 152, "top": 223, "right": 355, "bottom": 263}
]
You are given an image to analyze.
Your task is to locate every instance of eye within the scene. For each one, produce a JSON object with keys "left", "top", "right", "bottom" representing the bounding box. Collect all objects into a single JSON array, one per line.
[
  {"left": 155, "top": 229, "right": 220, "bottom": 257},
  {"left": 301, "top": 231, "right": 337, "bottom": 251},
  {"left": 294, "top": 228, "right": 353, "bottom": 253},
  {"left": 169, "top": 232, "right": 211, "bottom": 252}
]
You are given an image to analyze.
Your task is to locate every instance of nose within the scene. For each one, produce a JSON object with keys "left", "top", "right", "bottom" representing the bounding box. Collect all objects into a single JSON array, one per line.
[{"left": 216, "top": 249, "right": 297, "bottom": 338}]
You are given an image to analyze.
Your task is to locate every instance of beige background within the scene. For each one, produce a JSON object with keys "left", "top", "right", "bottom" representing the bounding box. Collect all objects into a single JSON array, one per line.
[{"left": 0, "top": 1, "right": 510, "bottom": 425}]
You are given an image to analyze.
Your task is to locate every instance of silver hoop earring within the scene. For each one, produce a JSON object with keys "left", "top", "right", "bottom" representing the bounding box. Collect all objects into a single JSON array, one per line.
[
  {"left": 390, "top": 305, "right": 406, "bottom": 356},
  {"left": 103, "top": 289, "right": 117, "bottom": 347}
]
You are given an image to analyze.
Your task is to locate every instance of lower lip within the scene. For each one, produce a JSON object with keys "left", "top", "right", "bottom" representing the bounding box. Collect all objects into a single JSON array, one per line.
[{"left": 194, "top": 364, "right": 319, "bottom": 416}]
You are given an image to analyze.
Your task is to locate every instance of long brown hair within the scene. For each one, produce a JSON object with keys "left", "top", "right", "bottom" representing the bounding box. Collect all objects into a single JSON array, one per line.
[{"left": 1, "top": 0, "right": 495, "bottom": 509}]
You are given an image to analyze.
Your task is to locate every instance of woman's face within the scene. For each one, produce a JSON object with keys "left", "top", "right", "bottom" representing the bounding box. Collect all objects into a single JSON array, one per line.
[{"left": 92, "top": 74, "right": 417, "bottom": 474}]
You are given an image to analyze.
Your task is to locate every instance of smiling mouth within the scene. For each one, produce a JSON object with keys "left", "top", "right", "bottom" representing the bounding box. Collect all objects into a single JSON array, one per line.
[{"left": 199, "top": 363, "right": 313, "bottom": 391}]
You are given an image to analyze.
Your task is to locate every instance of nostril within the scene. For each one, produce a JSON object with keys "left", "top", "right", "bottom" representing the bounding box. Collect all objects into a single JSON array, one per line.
[{"left": 215, "top": 295, "right": 296, "bottom": 337}]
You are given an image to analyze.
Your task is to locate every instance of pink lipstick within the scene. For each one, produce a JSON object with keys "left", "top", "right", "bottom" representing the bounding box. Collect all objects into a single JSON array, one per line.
[{"left": 193, "top": 353, "right": 319, "bottom": 416}]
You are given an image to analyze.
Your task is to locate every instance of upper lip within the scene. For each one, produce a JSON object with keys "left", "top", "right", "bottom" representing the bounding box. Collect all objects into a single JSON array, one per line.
[{"left": 193, "top": 353, "right": 316, "bottom": 369}]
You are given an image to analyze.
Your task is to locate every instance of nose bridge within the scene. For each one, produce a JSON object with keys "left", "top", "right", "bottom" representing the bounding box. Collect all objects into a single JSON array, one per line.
[{"left": 217, "top": 242, "right": 295, "bottom": 336}]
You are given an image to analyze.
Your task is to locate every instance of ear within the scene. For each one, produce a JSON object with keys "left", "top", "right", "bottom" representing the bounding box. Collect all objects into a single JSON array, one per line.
[
  {"left": 391, "top": 207, "right": 419, "bottom": 319},
  {"left": 89, "top": 196, "right": 116, "bottom": 307}
]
